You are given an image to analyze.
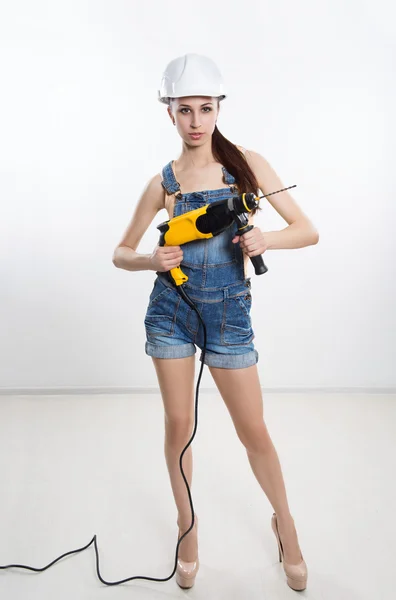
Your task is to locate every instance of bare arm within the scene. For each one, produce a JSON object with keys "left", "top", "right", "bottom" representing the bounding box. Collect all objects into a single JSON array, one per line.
[
  {"left": 243, "top": 149, "right": 319, "bottom": 248},
  {"left": 112, "top": 173, "right": 164, "bottom": 271}
]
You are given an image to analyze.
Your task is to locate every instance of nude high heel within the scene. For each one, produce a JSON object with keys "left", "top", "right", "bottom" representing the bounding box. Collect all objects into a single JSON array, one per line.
[
  {"left": 176, "top": 514, "right": 199, "bottom": 589},
  {"left": 271, "top": 513, "right": 308, "bottom": 591}
]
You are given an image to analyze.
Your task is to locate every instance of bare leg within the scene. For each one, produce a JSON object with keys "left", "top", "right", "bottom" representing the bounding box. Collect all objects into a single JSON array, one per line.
[
  {"left": 152, "top": 355, "right": 198, "bottom": 562},
  {"left": 208, "top": 363, "right": 303, "bottom": 565}
]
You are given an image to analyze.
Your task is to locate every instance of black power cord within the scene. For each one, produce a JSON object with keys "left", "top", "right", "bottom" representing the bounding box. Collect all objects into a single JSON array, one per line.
[
  {"left": 3, "top": 183, "right": 297, "bottom": 584},
  {"left": 0, "top": 282, "right": 205, "bottom": 587}
]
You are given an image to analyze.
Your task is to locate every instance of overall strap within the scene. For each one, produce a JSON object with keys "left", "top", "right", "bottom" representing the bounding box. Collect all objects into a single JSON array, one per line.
[
  {"left": 161, "top": 161, "right": 181, "bottom": 196},
  {"left": 222, "top": 165, "right": 236, "bottom": 185}
]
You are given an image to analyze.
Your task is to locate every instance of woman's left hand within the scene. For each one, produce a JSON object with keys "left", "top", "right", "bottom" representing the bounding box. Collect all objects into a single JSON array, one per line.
[{"left": 232, "top": 227, "right": 269, "bottom": 256}]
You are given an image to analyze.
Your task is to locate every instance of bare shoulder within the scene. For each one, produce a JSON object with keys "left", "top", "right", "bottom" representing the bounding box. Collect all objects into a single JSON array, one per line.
[
  {"left": 236, "top": 144, "right": 247, "bottom": 155},
  {"left": 145, "top": 172, "right": 165, "bottom": 210},
  {"left": 113, "top": 172, "right": 165, "bottom": 252}
]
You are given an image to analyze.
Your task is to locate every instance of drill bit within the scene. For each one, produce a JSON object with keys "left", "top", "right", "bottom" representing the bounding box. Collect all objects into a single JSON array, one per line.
[{"left": 256, "top": 184, "right": 296, "bottom": 200}]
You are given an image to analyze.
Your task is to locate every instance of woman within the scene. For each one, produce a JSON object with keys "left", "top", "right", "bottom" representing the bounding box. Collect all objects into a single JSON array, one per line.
[{"left": 113, "top": 53, "right": 318, "bottom": 591}]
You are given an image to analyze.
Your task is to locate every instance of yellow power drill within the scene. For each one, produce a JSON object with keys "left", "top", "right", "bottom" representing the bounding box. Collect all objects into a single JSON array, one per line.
[{"left": 156, "top": 192, "right": 267, "bottom": 287}]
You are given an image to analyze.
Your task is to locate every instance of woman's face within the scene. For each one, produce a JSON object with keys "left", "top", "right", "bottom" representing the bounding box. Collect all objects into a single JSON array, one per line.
[{"left": 168, "top": 96, "right": 219, "bottom": 145}]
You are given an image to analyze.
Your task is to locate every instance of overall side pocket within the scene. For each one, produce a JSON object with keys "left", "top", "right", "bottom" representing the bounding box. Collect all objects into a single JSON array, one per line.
[
  {"left": 144, "top": 281, "right": 178, "bottom": 338},
  {"left": 221, "top": 292, "right": 254, "bottom": 346}
]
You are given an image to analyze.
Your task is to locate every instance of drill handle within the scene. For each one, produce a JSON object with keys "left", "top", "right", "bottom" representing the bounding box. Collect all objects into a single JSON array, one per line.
[
  {"left": 158, "top": 230, "right": 188, "bottom": 286},
  {"left": 237, "top": 224, "right": 268, "bottom": 275}
]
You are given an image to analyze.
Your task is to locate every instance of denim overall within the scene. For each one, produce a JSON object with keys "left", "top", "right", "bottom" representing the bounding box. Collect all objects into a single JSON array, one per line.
[{"left": 144, "top": 161, "right": 259, "bottom": 369}]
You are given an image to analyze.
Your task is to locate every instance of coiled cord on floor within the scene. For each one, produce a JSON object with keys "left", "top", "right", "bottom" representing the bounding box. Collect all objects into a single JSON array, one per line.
[{"left": 0, "top": 283, "right": 204, "bottom": 587}]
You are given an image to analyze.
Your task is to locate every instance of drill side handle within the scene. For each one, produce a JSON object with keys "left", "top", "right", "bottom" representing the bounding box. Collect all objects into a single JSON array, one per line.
[{"left": 237, "top": 224, "right": 268, "bottom": 275}]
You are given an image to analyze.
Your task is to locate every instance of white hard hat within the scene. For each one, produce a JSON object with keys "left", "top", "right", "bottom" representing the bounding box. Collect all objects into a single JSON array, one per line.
[{"left": 158, "top": 53, "right": 227, "bottom": 105}]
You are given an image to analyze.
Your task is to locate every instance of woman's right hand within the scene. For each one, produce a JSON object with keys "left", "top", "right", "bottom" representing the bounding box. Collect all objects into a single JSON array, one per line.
[{"left": 149, "top": 243, "right": 183, "bottom": 272}]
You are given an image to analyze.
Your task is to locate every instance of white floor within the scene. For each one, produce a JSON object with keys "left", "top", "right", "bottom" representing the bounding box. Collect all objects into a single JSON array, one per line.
[{"left": 0, "top": 391, "right": 394, "bottom": 599}]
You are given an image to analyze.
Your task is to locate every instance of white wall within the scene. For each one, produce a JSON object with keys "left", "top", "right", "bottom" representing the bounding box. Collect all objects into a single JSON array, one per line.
[{"left": 1, "top": 0, "right": 394, "bottom": 392}]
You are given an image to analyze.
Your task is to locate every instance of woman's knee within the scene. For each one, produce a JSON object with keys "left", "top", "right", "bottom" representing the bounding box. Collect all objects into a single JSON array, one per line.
[
  {"left": 238, "top": 422, "right": 273, "bottom": 454},
  {"left": 164, "top": 414, "right": 195, "bottom": 447}
]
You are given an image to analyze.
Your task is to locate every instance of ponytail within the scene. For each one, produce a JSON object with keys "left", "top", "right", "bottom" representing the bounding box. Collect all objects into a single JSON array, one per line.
[{"left": 212, "top": 123, "right": 262, "bottom": 217}]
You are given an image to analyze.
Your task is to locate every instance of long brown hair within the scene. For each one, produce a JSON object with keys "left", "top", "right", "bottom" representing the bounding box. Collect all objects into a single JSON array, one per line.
[{"left": 212, "top": 100, "right": 262, "bottom": 216}]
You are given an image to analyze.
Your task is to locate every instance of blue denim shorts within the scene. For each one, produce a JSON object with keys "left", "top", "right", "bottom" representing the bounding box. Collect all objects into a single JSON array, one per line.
[{"left": 144, "top": 274, "right": 259, "bottom": 369}]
